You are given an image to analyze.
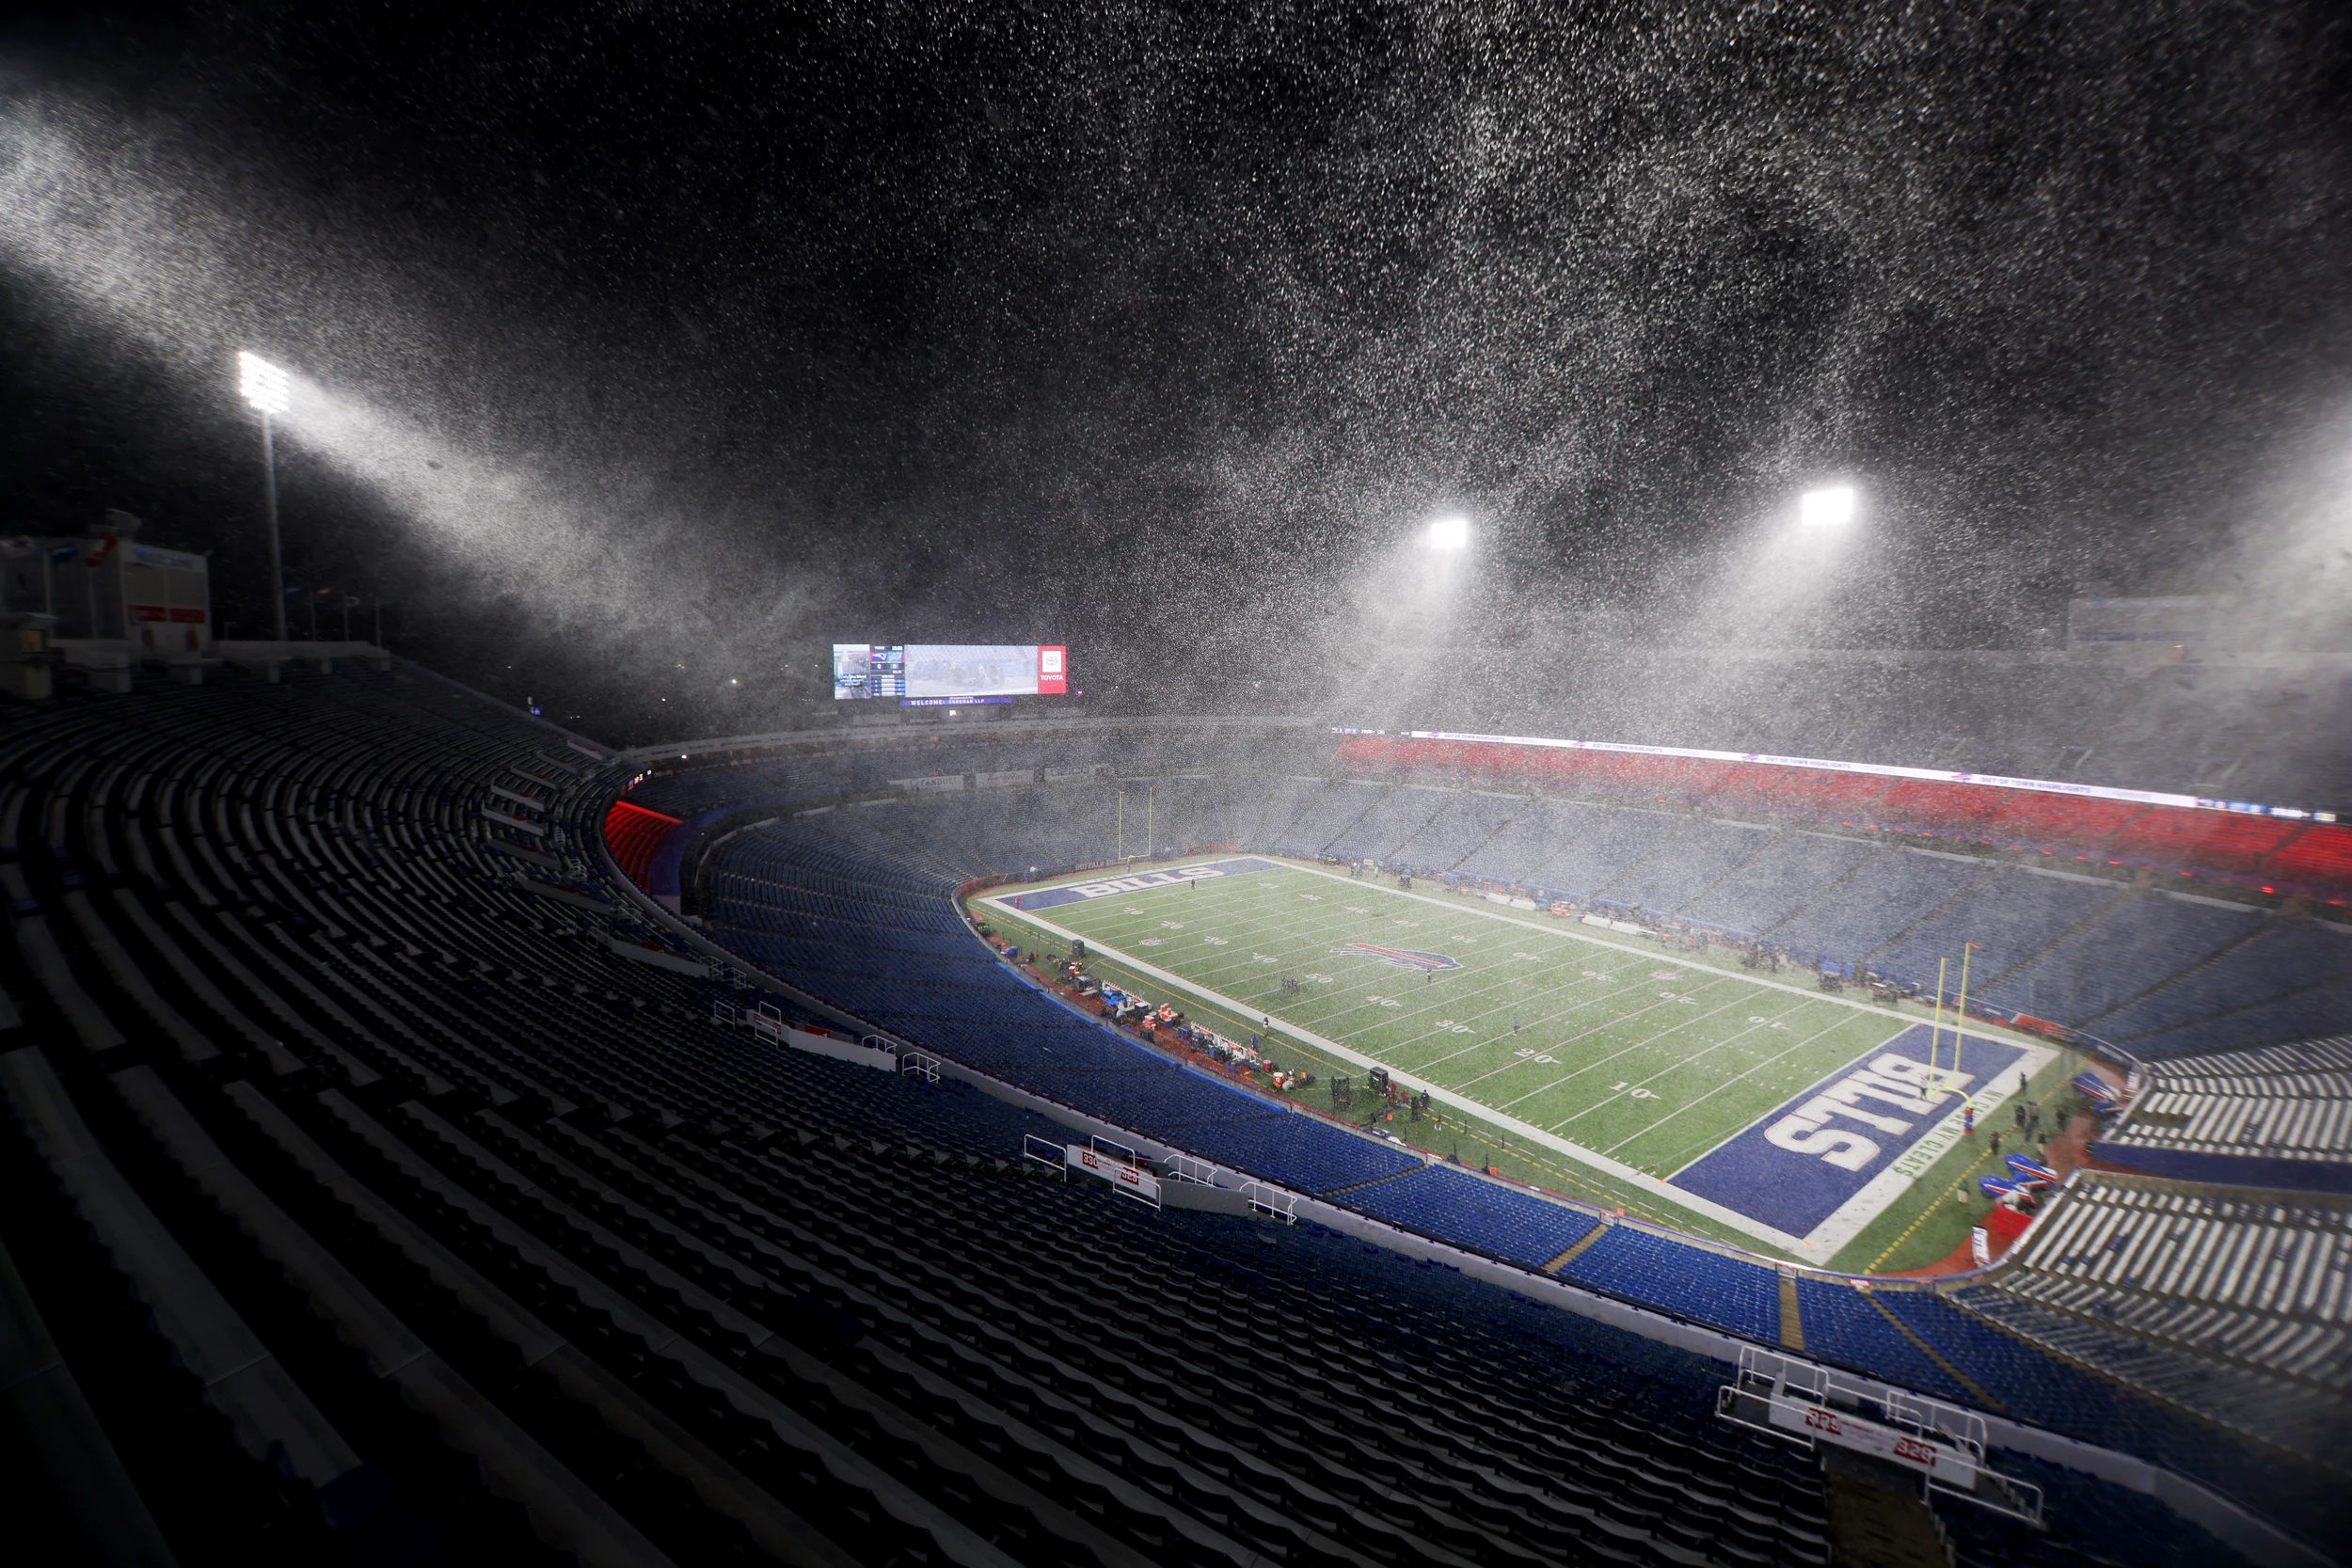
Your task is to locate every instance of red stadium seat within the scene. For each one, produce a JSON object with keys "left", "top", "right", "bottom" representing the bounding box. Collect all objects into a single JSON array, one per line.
[
  {"left": 603, "top": 798, "right": 683, "bottom": 886},
  {"left": 1876, "top": 778, "right": 2001, "bottom": 830},
  {"left": 1977, "top": 792, "right": 2143, "bottom": 850},
  {"left": 2108, "top": 807, "right": 2301, "bottom": 874},
  {"left": 2265, "top": 823, "right": 2352, "bottom": 893}
]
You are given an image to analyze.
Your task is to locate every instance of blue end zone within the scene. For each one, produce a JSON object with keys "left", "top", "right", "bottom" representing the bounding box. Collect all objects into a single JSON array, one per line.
[
  {"left": 994, "top": 856, "right": 1286, "bottom": 911},
  {"left": 1666, "top": 1023, "right": 2029, "bottom": 1238}
]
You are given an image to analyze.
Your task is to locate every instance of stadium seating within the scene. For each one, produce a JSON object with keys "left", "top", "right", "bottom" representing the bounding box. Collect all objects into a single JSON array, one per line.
[
  {"left": 1945, "top": 1172, "right": 2352, "bottom": 1523},
  {"left": 1760, "top": 847, "right": 1993, "bottom": 973},
  {"left": 2092, "top": 1036, "right": 2352, "bottom": 1190},
  {"left": 1672, "top": 832, "right": 1878, "bottom": 939},
  {"left": 8, "top": 666, "right": 2344, "bottom": 1564},
  {"left": 1335, "top": 730, "right": 2352, "bottom": 904},
  {"left": 1450, "top": 799, "right": 1611, "bottom": 884},
  {"left": 1522, "top": 808, "right": 1690, "bottom": 901},
  {"left": 2085, "top": 919, "right": 2352, "bottom": 1056},
  {"left": 1595, "top": 820, "right": 1776, "bottom": 920},
  {"left": 1866, "top": 867, "right": 2123, "bottom": 1008}
]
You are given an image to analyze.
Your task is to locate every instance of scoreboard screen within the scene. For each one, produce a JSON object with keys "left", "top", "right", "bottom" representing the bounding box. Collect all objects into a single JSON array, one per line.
[{"left": 833, "top": 643, "right": 1068, "bottom": 704}]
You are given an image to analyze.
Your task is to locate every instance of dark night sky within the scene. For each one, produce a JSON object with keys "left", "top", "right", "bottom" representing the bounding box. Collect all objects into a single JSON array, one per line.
[{"left": 3, "top": 2, "right": 2350, "bottom": 741}]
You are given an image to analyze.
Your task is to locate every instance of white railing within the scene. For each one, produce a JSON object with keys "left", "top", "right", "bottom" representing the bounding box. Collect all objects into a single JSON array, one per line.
[
  {"left": 1024, "top": 1134, "right": 1066, "bottom": 1173},
  {"left": 1164, "top": 1153, "right": 1216, "bottom": 1186},
  {"left": 1242, "top": 1182, "right": 1297, "bottom": 1223},
  {"left": 710, "top": 998, "right": 739, "bottom": 1027},
  {"left": 900, "top": 1049, "right": 941, "bottom": 1085},
  {"left": 1716, "top": 1346, "right": 2042, "bottom": 1527}
]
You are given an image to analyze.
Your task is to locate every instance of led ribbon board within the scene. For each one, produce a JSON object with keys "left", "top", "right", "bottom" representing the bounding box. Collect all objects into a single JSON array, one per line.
[{"left": 1335, "top": 727, "right": 2332, "bottom": 821}]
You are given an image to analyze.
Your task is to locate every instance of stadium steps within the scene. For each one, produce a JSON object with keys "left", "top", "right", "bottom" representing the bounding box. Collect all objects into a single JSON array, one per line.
[
  {"left": 1314, "top": 783, "right": 1399, "bottom": 858},
  {"left": 1667, "top": 827, "right": 1783, "bottom": 919},
  {"left": 1315, "top": 1162, "right": 1428, "bottom": 1198},
  {"left": 2075, "top": 913, "right": 2287, "bottom": 1039},
  {"left": 1756, "top": 844, "right": 1891, "bottom": 941},
  {"left": 1819, "top": 1449, "right": 1953, "bottom": 1568},
  {"left": 1974, "top": 885, "right": 2148, "bottom": 1005},
  {"left": 1539, "top": 1219, "right": 1612, "bottom": 1275},
  {"left": 1437, "top": 800, "right": 1526, "bottom": 873},
  {"left": 1854, "top": 859, "right": 2008, "bottom": 970},
  {"left": 0, "top": 1227, "right": 179, "bottom": 1565},
  {"left": 1587, "top": 816, "right": 1712, "bottom": 910},
  {"left": 1864, "top": 1293, "right": 2006, "bottom": 1414},
  {"left": 1379, "top": 792, "right": 1474, "bottom": 864}
]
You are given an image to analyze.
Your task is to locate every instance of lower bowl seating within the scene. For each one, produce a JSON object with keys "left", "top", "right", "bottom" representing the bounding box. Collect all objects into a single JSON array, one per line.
[{"left": 0, "top": 666, "right": 2328, "bottom": 1564}]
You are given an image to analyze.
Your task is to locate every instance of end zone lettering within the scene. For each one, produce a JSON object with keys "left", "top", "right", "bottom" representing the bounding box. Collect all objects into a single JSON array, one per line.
[
  {"left": 1762, "top": 1054, "right": 1973, "bottom": 1172},
  {"left": 1667, "top": 1023, "right": 2030, "bottom": 1240},
  {"left": 1071, "top": 865, "right": 1231, "bottom": 897},
  {"left": 992, "top": 856, "right": 1284, "bottom": 911}
]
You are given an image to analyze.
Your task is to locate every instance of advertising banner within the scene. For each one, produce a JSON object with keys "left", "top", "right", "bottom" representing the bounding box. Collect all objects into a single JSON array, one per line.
[
  {"left": 994, "top": 856, "right": 1284, "bottom": 911},
  {"left": 1066, "top": 1144, "right": 1161, "bottom": 1203},
  {"left": 1766, "top": 1396, "right": 1979, "bottom": 1488}
]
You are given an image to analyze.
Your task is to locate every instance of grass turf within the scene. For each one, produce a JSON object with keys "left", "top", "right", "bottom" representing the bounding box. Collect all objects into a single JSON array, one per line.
[{"left": 977, "top": 858, "right": 2058, "bottom": 1265}]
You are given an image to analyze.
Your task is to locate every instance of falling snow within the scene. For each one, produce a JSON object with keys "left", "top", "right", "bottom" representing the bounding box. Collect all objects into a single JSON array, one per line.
[{"left": 0, "top": 5, "right": 2347, "bottom": 745}]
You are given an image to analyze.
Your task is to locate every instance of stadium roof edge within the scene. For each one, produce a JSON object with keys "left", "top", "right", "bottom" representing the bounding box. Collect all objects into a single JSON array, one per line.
[
  {"left": 610, "top": 712, "right": 1329, "bottom": 767},
  {"left": 1337, "top": 727, "right": 2338, "bottom": 824}
]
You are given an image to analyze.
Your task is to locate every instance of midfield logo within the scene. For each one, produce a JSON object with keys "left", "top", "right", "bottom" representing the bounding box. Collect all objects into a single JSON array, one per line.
[{"left": 1331, "top": 943, "right": 1460, "bottom": 973}]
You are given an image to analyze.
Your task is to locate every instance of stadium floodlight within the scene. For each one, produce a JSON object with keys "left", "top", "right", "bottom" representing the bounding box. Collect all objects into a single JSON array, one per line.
[
  {"left": 239, "top": 351, "right": 293, "bottom": 640},
  {"left": 1800, "top": 486, "right": 1856, "bottom": 527},
  {"left": 238, "top": 351, "right": 290, "bottom": 415},
  {"left": 1428, "top": 515, "right": 1470, "bottom": 550}
]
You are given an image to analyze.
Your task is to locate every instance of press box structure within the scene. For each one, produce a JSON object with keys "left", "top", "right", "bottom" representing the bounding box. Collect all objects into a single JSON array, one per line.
[{"left": 2, "top": 536, "right": 213, "bottom": 656}]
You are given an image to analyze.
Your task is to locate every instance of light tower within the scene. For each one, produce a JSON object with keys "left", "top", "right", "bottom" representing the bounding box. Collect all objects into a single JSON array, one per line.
[
  {"left": 1799, "top": 485, "right": 1856, "bottom": 528},
  {"left": 239, "top": 352, "right": 292, "bottom": 641}
]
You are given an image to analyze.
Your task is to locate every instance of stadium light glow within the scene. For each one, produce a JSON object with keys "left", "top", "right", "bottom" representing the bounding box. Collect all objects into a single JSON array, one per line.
[
  {"left": 240, "top": 351, "right": 293, "bottom": 639},
  {"left": 1800, "top": 486, "right": 1856, "bottom": 527},
  {"left": 239, "top": 350, "right": 290, "bottom": 415},
  {"left": 1428, "top": 515, "right": 1470, "bottom": 550}
]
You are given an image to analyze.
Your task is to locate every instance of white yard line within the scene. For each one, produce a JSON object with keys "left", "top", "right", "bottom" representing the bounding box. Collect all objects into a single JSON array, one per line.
[
  {"left": 1617, "top": 1010, "right": 1877, "bottom": 1162},
  {"left": 1276, "top": 857, "right": 1961, "bottom": 1025},
  {"left": 980, "top": 890, "right": 1813, "bottom": 1255},
  {"left": 985, "top": 859, "right": 2056, "bottom": 1262}
]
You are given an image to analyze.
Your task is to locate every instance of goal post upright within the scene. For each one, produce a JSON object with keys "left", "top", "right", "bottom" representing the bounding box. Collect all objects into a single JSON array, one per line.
[
  {"left": 1929, "top": 956, "right": 1948, "bottom": 1085},
  {"left": 1953, "top": 940, "right": 1977, "bottom": 1111}
]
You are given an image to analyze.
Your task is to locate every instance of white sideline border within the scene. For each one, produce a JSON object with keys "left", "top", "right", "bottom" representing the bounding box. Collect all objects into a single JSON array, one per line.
[
  {"left": 980, "top": 891, "right": 1811, "bottom": 1252},
  {"left": 983, "top": 860, "right": 2056, "bottom": 1259}
]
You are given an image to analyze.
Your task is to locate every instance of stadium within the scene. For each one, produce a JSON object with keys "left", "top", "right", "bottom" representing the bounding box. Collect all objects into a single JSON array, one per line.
[{"left": 3, "top": 8, "right": 2350, "bottom": 1568}]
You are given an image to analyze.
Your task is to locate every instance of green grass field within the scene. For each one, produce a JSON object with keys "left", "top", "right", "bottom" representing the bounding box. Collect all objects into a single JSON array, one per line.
[{"left": 976, "top": 856, "right": 2073, "bottom": 1270}]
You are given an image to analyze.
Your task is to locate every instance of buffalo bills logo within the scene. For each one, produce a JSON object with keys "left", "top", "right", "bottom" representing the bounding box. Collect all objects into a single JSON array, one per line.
[{"left": 1332, "top": 943, "right": 1460, "bottom": 972}]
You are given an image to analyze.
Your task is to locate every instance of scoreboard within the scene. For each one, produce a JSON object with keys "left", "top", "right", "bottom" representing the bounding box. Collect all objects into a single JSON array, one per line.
[{"left": 833, "top": 643, "right": 1068, "bottom": 705}]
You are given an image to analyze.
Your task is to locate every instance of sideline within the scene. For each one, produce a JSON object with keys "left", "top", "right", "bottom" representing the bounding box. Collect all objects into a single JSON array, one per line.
[
  {"left": 984, "top": 864, "right": 2057, "bottom": 1261},
  {"left": 1279, "top": 855, "right": 2042, "bottom": 1040},
  {"left": 979, "top": 890, "right": 1813, "bottom": 1254}
]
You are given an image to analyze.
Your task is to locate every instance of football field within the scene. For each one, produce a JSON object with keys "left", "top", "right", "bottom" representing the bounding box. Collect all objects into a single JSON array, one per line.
[{"left": 977, "top": 854, "right": 2055, "bottom": 1265}]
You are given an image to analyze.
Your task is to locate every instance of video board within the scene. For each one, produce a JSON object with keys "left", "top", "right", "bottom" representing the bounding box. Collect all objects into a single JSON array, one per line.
[{"left": 833, "top": 643, "right": 1068, "bottom": 705}]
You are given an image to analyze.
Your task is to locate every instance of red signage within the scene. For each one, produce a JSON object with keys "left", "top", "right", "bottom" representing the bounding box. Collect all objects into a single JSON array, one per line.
[{"left": 1037, "top": 644, "right": 1068, "bottom": 695}]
